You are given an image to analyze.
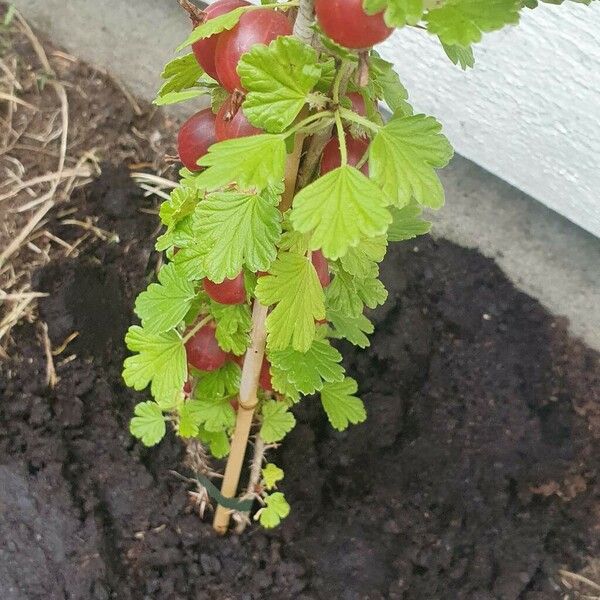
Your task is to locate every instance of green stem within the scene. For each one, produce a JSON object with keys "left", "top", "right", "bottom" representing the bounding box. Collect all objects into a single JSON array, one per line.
[
  {"left": 333, "top": 61, "right": 352, "bottom": 105},
  {"left": 283, "top": 110, "right": 334, "bottom": 138},
  {"left": 355, "top": 146, "right": 369, "bottom": 171},
  {"left": 338, "top": 107, "right": 381, "bottom": 133},
  {"left": 334, "top": 110, "right": 348, "bottom": 166},
  {"left": 182, "top": 314, "right": 212, "bottom": 344}
]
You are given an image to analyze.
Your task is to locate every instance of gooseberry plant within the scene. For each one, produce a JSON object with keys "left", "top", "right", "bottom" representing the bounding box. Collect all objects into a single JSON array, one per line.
[{"left": 124, "top": 0, "right": 595, "bottom": 533}]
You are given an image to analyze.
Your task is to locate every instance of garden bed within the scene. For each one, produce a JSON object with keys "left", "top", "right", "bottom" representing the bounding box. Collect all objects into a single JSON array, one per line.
[
  {"left": 1, "top": 13, "right": 599, "bottom": 600},
  {"left": 1, "top": 163, "right": 599, "bottom": 599}
]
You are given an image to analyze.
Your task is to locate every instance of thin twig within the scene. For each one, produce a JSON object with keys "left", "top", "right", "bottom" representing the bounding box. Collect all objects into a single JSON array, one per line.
[
  {"left": 0, "top": 200, "right": 54, "bottom": 270},
  {"left": 40, "top": 322, "right": 58, "bottom": 388},
  {"left": 559, "top": 570, "right": 600, "bottom": 593}
]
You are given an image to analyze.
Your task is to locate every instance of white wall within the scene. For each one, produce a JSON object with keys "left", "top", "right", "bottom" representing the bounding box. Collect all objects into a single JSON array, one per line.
[{"left": 379, "top": 3, "right": 600, "bottom": 238}]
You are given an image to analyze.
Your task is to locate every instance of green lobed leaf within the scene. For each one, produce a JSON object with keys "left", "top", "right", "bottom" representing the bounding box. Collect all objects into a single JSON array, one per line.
[
  {"left": 364, "top": 0, "right": 425, "bottom": 26},
  {"left": 239, "top": 36, "right": 322, "bottom": 133},
  {"left": 130, "top": 402, "right": 166, "bottom": 446},
  {"left": 172, "top": 244, "right": 207, "bottom": 281},
  {"left": 257, "top": 492, "right": 290, "bottom": 528},
  {"left": 339, "top": 235, "right": 387, "bottom": 279},
  {"left": 255, "top": 252, "right": 325, "bottom": 352},
  {"left": 193, "top": 395, "right": 236, "bottom": 433},
  {"left": 270, "top": 365, "right": 301, "bottom": 403},
  {"left": 195, "top": 134, "right": 287, "bottom": 191},
  {"left": 195, "top": 362, "right": 241, "bottom": 401},
  {"left": 156, "top": 53, "right": 203, "bottom": 98},
  {"left": 212, "top": 303, "right": 252, "bottom": 355},
  {"left": 326, "top": 265, "right": 387, "bottom": 317},
  {"left": 194, "top": 189, "right": 282, "bottom": 281},
  {"left": 290, "top": 166, "right": 392, "bottom": 261},
  {"left": 198, "top": 425, "right": 230, "bottom": 458},
  {"left": 123, "top": 326, "right": 187, "bottom": 402},
  {"left": 327, "top": 309, "right": 374, "bottom": 349},
  {"left": 388, "top": 202, "right": 432, "bottom": 241},
  {"left": 154, "top": 88, "right": 208, "bottom": 106},
  {"left": 358, "top": 276, "right": 388, "bottom": 309},
  {"left": 178, "top": 400, "right": 203, "bottom": 438},
  {"left": 262, "top": 463, "right": 284, "bottom": 490},
  {"left": 441, "top": 42, "right": 475, "bottom": 70},
  {"left": 134, "top": 263, "right": 196, "bottom": 334},
  {"left": 425, "top": 0, "right": 522, "bottom": 47},
  {"left": 321, "top": 377, "right": 367, "bottom": 431},
  {"left": 369, "top": 55, "right": 413, "bottom": 116},
  {"left": 156, "top": 213, "right": 195, "bottom": 253},
  {"left": 314, "top": 58, "right": 336, "bottom": 94},
  {"left": 160, "top": 186, "right": 198, "bottom": 228},
  {"left": 370, "top": 114, "right": 453, "bottom": 209},
  {"left": 177, "top": 7, "right": 248, "bottom": 50},
  {"left": 326, "top": 268, "right": 364, "bottom": 317},
  {"left": 260, "top": 400, "right": 296, "bottom": 443},
  {"left": 269, "top": 338, "right": 345, "bottom": 396}
]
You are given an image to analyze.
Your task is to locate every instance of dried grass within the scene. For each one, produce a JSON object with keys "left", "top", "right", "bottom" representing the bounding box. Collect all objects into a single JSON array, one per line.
[{"left": 0, "top": 6, "right": 174, "bottom": 356}]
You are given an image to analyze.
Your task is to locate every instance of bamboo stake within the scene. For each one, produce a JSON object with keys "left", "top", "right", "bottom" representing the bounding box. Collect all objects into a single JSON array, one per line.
[
  {"left": 212, "top": 134, "right": 305, "bottom": 532},
  {"left": 212, "top": 0, "right": 316, "bottom": 536}
]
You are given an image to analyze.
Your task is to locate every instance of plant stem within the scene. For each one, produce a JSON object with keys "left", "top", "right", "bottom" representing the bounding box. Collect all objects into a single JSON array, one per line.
[
  {"left": 283, "top": 110, "right": 333, "bottom": 139},
  {"left": 292, "top": 0, "right": 315, "bottom": 44},
  {"left": 338, "top": 107, "right": 381, "bottom": 133},
  {"left": 296, "top": 65, "right": 355, "bottom": 189},
  {"left": 334, "top": 111, "right": 348, "bottom": 166},
  {"left": 182, "top": 314, "right": 212, "bottom": 344}
]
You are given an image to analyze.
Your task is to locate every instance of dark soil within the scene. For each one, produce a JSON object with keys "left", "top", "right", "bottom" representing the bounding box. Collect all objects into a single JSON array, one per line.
[{"left": 1, "top": 166, "right": 599, "bottom": 600}]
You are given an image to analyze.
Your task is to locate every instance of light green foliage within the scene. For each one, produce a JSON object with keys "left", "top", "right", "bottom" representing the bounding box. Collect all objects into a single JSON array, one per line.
[
  {"left": 262, "top": 463, "right": 284, "bottom": 490},
  {"left": 196, "top": 135, "right": 287, "bottom": 191},
  {"left": 388, "top": 202, "right": 432, "bottom": 241},
  {"left": 290, "top": 166, "right": 392, "bottom": 260},
  {"left": 160, "top": 186, "right": 198, "bottom": 229},
  {"left": 212, "top": 303, "right": 252, "bottom": 356},
  {"left": 426, "top": 0, "right": 522, "bottom": 47},
  {"left": 172, "top": 244, "right": 207, "bottom": 281},
  {"left": 370, "top": 114, "right": 453, "bottom": 209},
  {"left": 178, "top": 6, "right": 248, "bottom": 49},
  {"left": 326, "top": 264, "right": 388, "bottom": 317},
  {"left": 364, "top": 0, "right": 425, "bottom": 26},
  {"left": 269, "top": 338, "right": 345, "bottom": 395},
  {"left": 194, "top": 188, "right": 282, "bottom": 281},
  {"left": 327, "top": 310, "right": 374, "bottom": 349},
  {"left": 193, "top": 396, "right": 236, "bottom": 433},
  {"left": 123, "top": 326, "right": 187, "bottom": 403},
  {"left": 130, "top": 402, "right": 166, "bottom": 446},
  {"left": 270, "top": 365, "right": 301, "bottom": 403},
  {"left": 156, "top": 54, "right": 203, "bottom": 99},
  {"left": 255, "top": 252, "right": 325, "bottom": 352},
  {"left": 339, "top": 236, "right": 387, "bottom": 279},
  {"left": 321, "top": 378, "right": 367, "bottom": 431},
  {"left": 198, "top": 427, "right": 231, "bottom": 459},
  {"left": 134, "top": 263, "right": 196, "bottom": 334},
  {"left": 260, "top": 401, "right": 296, "bottom": 443},
  {"left": 178, "top": 400, "right": 203, "bottom": 438},
  {"left": 257, "top": 492, "right": 290, "bottom": 528},
  {"left": 369, "top": 56, "right": 413, "bottom": 116},
  {"left": 442, "top": 43, "right": 475, "bottom": 69},
  {"left": 195, "top": 362, "right": 241, "bottom": 399},
  {"left": 239, "top": 36, "right": 322, "bottom": 133}
]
